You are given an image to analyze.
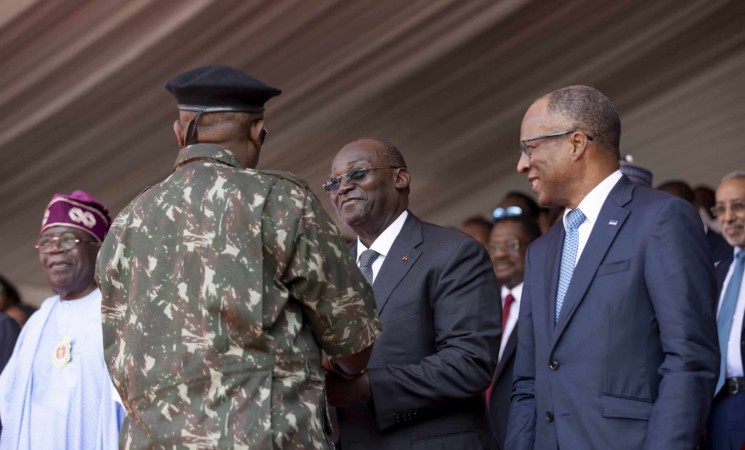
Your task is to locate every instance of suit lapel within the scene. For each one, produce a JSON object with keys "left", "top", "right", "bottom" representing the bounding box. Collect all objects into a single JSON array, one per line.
[
  {"left": 494, "top": 326, "right": 518, "bottom": 380},
  {"left": 716, "top": 255, "right": 733, "bottom": 292},
  {"left": 542, "top": 222, "right": 564, "bottom": 337},
  {"left": 552, "top": 176, "right": 634, "bottom": 348},
  {"left": 372, "top": 213, "right": 423, "bottom": 314}
]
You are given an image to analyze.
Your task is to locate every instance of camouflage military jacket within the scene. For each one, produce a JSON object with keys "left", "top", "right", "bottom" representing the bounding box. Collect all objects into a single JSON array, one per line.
[{"left": 97, "top": 144, "right": 381, "bottom": 449}]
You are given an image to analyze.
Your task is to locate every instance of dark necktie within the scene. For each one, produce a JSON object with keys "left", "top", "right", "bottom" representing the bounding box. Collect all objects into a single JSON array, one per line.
[
  {"left": 715, "top": 251, "right": 745, "bottom": 395},
  {"left": 502, "top": 293, "right": 515, "bottom": 333},
  {"left": 485, "top": 292, "right": 516, "bottom": 406},
  {"left": 358, "top": 249, "right": 379, "bottom": 285}
]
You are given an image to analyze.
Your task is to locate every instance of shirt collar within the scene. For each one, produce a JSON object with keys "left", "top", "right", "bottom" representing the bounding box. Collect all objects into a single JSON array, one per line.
[
  {"left": 501, "top": 282, "right": 523, "bottom": 304},
  {"left": 356, "top": 210, "right": 409, "bottom": 263},
  {"left": 174, "top": 143, "right": 241, "bottom": 170},
  {"left": 563, "top": 170, "right": 623, "bottom": 230}
]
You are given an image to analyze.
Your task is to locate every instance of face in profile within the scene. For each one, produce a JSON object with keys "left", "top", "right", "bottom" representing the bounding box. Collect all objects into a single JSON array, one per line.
[
  {"left": 517, "top": 99, "right": 575, "bottom": 208},
  {"left": 37, "top": 226, "right": 100, "bottom": 300}
]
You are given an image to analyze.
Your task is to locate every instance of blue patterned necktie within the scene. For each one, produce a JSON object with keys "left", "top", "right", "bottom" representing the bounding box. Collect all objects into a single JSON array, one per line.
[
  {"left": 715, "top": 251, "right": 745, "bottom": 395},
  {"left": 556, "top": 208, "right": 586, "bottom": 323},
  {"left": 358, "top": 249, "right": 379, "bottom": 285}
]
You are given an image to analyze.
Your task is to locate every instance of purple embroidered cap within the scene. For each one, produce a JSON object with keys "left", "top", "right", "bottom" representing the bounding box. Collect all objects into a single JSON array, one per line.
[{"left": 40, "top": 190, "right": 112, "bottom": 242}]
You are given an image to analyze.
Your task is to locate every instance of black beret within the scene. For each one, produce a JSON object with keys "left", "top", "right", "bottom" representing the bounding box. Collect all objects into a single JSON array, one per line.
[{"left": 165, "top": 65, "right": 281, "bottom": 112}]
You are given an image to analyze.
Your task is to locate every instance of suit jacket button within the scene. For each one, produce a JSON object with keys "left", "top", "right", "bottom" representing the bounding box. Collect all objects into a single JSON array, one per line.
[
  {"left": 545, "top": 411, "right": 554, "bottom": 422},
  {"left": 549, "top": 360, "right": 559, "bottom": 370}
]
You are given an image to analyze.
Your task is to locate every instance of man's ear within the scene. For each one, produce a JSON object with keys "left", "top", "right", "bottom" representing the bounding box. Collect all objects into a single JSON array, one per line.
[
  {"left": 570, "top": 131, "right": 590, "bottom": 159},
  {"left": 394, "top": 167, "right": 411, "bottom": 190},
  {"left": 173, "top": 120, "right": 185, "bottom": 147},
  {"left": 248, "top": 119, "right": 266, "bottom": 147}
]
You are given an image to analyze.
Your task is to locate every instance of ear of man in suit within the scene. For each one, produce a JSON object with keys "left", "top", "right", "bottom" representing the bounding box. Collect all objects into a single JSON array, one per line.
[
  {"left": 324, "top": 138, "right": 501, "bottom": 450},
  {"left": 506, "top": 85, "right": 719, "bottom": 450}
]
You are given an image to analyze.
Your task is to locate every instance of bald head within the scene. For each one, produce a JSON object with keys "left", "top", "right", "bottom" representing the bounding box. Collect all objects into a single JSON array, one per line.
[
  {"left": 328, "top": 139, "right": 411, "bottom": 245},
  {"left": 517, "top": 86, "right": 621, "bottom": 209},
  {"left": 543, "top": 85, "right": 621, "bottom": 158}
]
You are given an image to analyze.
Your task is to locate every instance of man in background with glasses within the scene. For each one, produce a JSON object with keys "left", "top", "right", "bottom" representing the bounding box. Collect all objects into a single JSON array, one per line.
[
  {"left": 506, "top": 85, "right": 719, "bottom": 449},
  {"left": 707, "top": 171, "right": 745, "bottom": 450},
  {"left": 484, "top": 214, "right": 540, "bottom": 450},
  {"left": 324, "top": 138, "right": 500, "bottom": 450},
  {"left": 96, "top": 66, "right": 381, "bottom": 449},
  {"left": 0, "top": 190, "right": 124, "bottom": 449}
]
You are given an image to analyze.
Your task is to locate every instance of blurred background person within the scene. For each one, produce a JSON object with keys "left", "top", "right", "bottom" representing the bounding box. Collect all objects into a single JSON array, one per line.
[
  {"left": 0, "top": 312, "right": 19, "bottom": 371},
  {"left": 618, "top": 155, "right": 653, "bottom": 187},
  {"left": 494, "top": 191, "right": 540, "bottom": 223},
  {"left": 695, "top": 184, "right": 722, "bottom": 234},
  {"left": 493, "top": 191, "right": 560, "bottom": 235},
  {"left": 708, "top": 171, "right": 745, "bottom": 450},
  {"left": 0, "top": 190, "right": 123, "bottom": 449},
  {"left": 485, "top": 214, "right": 540, "bottom": 450},
  {"left": 658, "top": 179, "right": 731, "bottom": 263},
  {"left": 0, "top": 275, "right": 33, "bottom": 327},
  {"left": 461, "top": 215, "right": 493, "bottom": 247},
  {"left": 0, "top": 311, "right": 20, "bottom": 438}
]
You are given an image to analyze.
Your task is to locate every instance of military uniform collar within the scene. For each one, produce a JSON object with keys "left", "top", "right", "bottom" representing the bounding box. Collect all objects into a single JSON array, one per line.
[{"left": 174, "top": 143, "right": 241, "bottom": 170}]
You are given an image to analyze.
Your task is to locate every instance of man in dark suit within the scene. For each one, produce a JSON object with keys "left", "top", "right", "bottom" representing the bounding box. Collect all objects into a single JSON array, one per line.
[
  {"left": 0, "top": 312, "right": 19, "bottom": 371},
  {"left": 707, "top": 171, "right": 745, "bottom": 450},
  {"left": 658, "top": 179, "right": 732, "bottom": 263},
  {"left": 486, "top": 216, "right": 540, "bottom": 449},
  {"left": 505, "top": 85, "right": 720, "bottom": 449},
  {"left": 324, "top": 138, "right": 501, "bottom": 450}
]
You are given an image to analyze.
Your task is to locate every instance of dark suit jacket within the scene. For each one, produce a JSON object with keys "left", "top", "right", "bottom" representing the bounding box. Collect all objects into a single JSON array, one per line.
[
  {"left": 488, "top": 318, "right": 517, "bottom": 450},
  {"left": 0, "top": 312, "right": 19, "bottom": 372},
  {"left": 336, "top": 212, "right": 501, "bottom": 450},
  {"left": 708, "top": 229, "right": 733, "bottom": 264},
  {"left": 0, "top": 312, "right": 20, "bottom": 436},
  {"left": 715, "top": 254, "right": 745, "bottom": 371},
  {"left": 506, "top": 176, "right": 720, "bottom": 450}
]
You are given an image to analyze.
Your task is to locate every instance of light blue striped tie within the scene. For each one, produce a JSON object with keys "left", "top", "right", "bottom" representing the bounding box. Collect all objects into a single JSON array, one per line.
[
  {"left": 556, "top": 208, "right": 585, "bottom": 323},
  {"left": 715, "top": 251, "right": 745, "bottom": 395}
]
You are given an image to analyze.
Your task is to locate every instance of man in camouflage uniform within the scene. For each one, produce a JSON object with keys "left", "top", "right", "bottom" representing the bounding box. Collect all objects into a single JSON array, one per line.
[{"left": 97, "top": 65, "right": 381, "bottom": 449}]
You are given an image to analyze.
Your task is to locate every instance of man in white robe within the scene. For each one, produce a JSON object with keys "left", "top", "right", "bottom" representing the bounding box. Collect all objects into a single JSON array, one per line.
[{"left": 0, "top": 190, "right": 124, "bottom": 449}]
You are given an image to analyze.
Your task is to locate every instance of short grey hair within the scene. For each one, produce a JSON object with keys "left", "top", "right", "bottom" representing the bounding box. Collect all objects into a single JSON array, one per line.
[{"left": 722, "top": 171, "right": 745, "bottom": 182}]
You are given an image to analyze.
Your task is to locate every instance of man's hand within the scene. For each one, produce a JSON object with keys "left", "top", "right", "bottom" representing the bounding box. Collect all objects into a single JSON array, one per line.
[{"left": 325, "top": 371, "right": 372, "bottom": 407}]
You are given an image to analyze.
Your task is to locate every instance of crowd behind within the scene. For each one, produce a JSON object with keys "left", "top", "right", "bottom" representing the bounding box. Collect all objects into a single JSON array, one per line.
[{"left": 0, "top": 65, "right": 742, "bottom": 450}]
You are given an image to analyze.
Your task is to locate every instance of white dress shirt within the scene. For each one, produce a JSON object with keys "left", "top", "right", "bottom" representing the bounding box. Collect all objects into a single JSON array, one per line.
[
  {"left": 356, "top": 211, "right": 409, "bottom": 283},
  {"left": 499, "top": 283, "right": 522, "bottom": 361},
  {"left": 717, "top": 247, "right": 745, "bottom": 377},
  {"left": 564, "top": 170, "right": 623, "bottom": 264}
]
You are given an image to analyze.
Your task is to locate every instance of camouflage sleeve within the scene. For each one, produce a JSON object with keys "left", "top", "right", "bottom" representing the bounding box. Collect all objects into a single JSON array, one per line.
[
  {"left": 95, "top": 204, "right": 131, "bottom": 400},
  {"left": 272, "top": 181, "right": 381, "bottom": 357}
]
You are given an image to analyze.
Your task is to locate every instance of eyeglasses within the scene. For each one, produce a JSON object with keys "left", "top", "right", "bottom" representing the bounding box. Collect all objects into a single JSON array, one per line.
[
  {"left": 488, "top": 238, "right": 522, "bottom": 254},
  {"left": 323, "top": 166, "right": 401, "bottom": 193},
  {"left": 520, "top": 130, "right": 594, "bottom": 158},
  {"left": 36, "top": 234, "right": 98, "bottom": 253},
  {"left": 493, "top": 206, "right": 523, "bottom": 220},
  {"left": 711, "top": 200, "right": 745, "bottom": 218}
]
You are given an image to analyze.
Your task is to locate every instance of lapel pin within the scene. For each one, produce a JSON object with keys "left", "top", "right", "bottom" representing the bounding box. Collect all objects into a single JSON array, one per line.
[
  {"left": 608, "top": 220, "right": 618, "bottom": 226},
  {"left": 402, "top": 256, "right": 408, "bottom": 262}
]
